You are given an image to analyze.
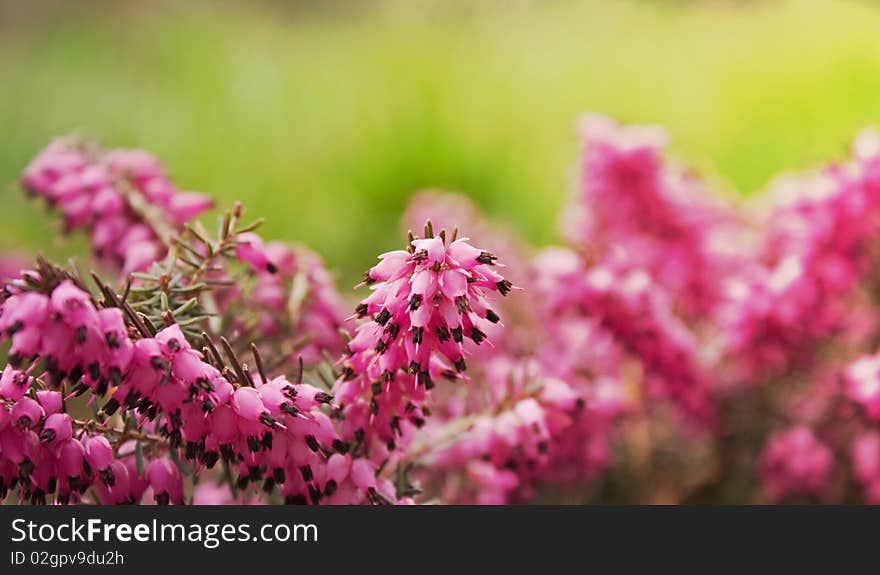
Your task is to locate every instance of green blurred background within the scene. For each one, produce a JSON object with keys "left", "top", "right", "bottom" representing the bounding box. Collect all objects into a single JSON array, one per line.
[{"left": 3, "top": 0, "right": 880, "bottom": 286}]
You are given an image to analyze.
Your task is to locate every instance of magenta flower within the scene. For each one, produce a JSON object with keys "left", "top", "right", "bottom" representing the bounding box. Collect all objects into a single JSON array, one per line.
[
  {"left": 355, "top": 232, "right": 511, "bottom": 377},
  {"left": 0, "top": 365, "right": 33, "bottom": 402},
  {"left": 722, "top": 134, "right": 880, "bottom": 381},
  {"left": 425, "top": 357, "right": 587, "bottom": 503},
  {"left": 94, "top": 460, "right": 134, "bottom": 504},
  {"left": 36, "top": 390, "right": 63, "bottom": 414},
  {"left": 852, "top": 432, "right": 880, "bottom": 503},
  {"left": 22, "top": 137, "right": 212, "bottom": 275},
  {"left": 40, "top": 413, "right": 72, "bottom": 445},
  {"left": 24, "top": 120, "right": 880, "bottom": 506},
  {"left": 57, "top": 438, "right": 87, "bottom": 495},
  {"left": 146, "top": 458, "right": 184, "bottom": 505},
  {"left": 563, "top": 115, "right": 744, "bottom": 317},
  {"left": 528, "top": 248, "right": 711, "bottom": 427},
  {"left": 846, "top": 354, "right": 880, "bottom": 421},
  {"left": 759, "top": 426, "right": 833, "bottom": 503},
  {"left": 84, "top": 436, "right": 115, "bottom": 485},
  {"left": 580, "top": 256, "right": 714, "bottom": 426},
  {"left": 335, "top": 227, "right": 513, "bottom": 455},
  {"left": 11, "top": 397, "right": 44, "bottom": 430},
  {"left": 401, "top": 190, "right": 529, "bottom": 286},
  {"left": 0, "top": 292, "right": 49, "bottom": 366},
  {"left": 235, "top": 235, "right": 347, "bottom": 365}
]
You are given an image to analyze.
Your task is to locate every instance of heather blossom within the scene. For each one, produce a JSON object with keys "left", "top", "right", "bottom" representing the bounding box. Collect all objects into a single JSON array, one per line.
[
  {"left": 0, "top": 258, "right": 392, "bottom": 505},
  {"left": 402, "top": 190, "right": 530, "bottom": 286},
  {"left": 530, "top": 247, "right": 713, "bottom": 427},
  {"left": 721, "top": 132, "right": 880, "bottom": 382},
  {"left": 334, "top": 223, "right": 513, "bottom": 457},
  {"left": 15, "top": 117, "right": 880, "bottom": 506},
  {"left": 421, "top": 357, "right": 587, "bottom": 504},
  {"left": 564, "top": 114, "right": 747, "bottom": 318},
  {"left": 759, "top": 426, "right": 834, "bottom": 503},
  {"left": 22, "top": 137, "right": 212, "bottom": 274},
  {"left": 234, "top": 233, "right": 347, "bottom": 365},
  {"left": 851, "top": 431, "right": 880, "bottom": 503},
  {"left": 845, "top": 354, "right": 880, "bottom": 421}
]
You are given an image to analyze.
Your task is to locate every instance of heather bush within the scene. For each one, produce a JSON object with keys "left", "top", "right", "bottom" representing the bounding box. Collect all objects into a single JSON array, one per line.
[{"left": 5, "top": 116, "right": 880, "bottom": 504}]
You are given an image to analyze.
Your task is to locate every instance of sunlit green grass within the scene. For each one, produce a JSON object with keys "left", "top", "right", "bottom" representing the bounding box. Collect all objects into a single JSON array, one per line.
[{"left": 3, "top": 0, "right": 880, "bottom": 285}]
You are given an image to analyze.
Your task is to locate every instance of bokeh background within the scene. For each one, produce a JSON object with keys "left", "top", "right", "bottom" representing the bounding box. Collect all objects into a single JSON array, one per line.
[{"left": 3, "top": 0, "right": 880, "bottom": 286}]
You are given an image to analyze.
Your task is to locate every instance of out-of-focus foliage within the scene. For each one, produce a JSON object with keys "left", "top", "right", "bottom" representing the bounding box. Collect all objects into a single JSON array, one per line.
[{"left": 3, "top": 0, "right": 880, "bottom": 285}]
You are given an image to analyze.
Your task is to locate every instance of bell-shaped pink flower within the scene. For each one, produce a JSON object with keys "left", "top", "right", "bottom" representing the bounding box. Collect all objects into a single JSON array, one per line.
[
  {"left": 12, "top": 397, "right": 44, "bottom": 429},
  {"left": 36, "top": 390, "right": 63, "bottom": 414},
  {"left": 57, "top": 439, "right": 86, "bottom": 480},
  {"left": 0, "top": 365, "right": 32, "bottom": 401},
  {"left": 40, "top": 413, "right": 72, "bottom": 444},
  {"left": 147, "top": 458, "right": 184, "bottom": 505},
  {"left": 84, "top": 435, "right": 115, "bottom": 485}
]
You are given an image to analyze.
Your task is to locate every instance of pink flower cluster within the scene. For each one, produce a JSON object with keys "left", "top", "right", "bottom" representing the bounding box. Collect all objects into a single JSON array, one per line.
[
  {"left": 553, "top": 118, "right": 880, "bottom": 503},
  {"left": 0, "top": 275, "right": 395, "bottom": 505},
  {"left": 17, "top": 115, "right": 880, "bottom": 505},
  {"left": 425, "top": 358, "right": 590, "bottom": 504},
  {"left": 851, "top": 431, "right": 880, "bottom": 503},
  {"left": 0, "top": 278, "right": 131, "bottom": 392},
  {"left": 845, "top": 354, "right": 880, "bottom": 421},
  {"left": 581, "top": 255, "right": 714, "bottom": 426},
  {"left": 529, "top": 248, "right": 712, "bottom": 427},
  {"left": 0, "top": 371, "right": 184, "bottom": 504},
  {"left": 758, "top": 426, "right": 834, "bottom": 503},
  {"left": 22, "top": 138, "right": 212, "bottom": 274},
  {"left": 280, "top": 118, "right": 880, "bottom": 506},
  {"left": 722, "top": 164, "right": 880, "bottom": 381},
  {"left": 564, "top": 115, "right": 745, "bottom": 318},
  {"left": 235, "top": 233, "right": 347, "bottom": 365},
  {"left": 334, "top": 230, "right": 513, "bottom": 459}
]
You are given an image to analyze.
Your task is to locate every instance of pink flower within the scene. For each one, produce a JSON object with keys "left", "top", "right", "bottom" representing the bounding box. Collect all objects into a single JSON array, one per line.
[
  {"left": 146, "top": 458, "right": 184, "bottom": 505},
  {"left": 94, "top": 460, "right": 134, "bottom": 504},
  {"left": 0, "top": 253, "right": 28, "bottom": 283},
  {"left": 0, "top": 365, "right": 33, "bottom": 401},
  {"left": 402, "top": 190, "right": 529, "bottom": 286},
  {"left": 564, "top": 115, "right": 744, "bottom": 317},
  {"left": 21, "top": 137, "right": 212, "bottom": 275},
  {"left": 420, "top": 356, "right": 611, "bottom": 503},
  {"left": 466, "top": 461, "right": 519, "bottom": 505},
  {"left": 235, "top": 233, "right": 274, "bottom": 273},
  {"left": 356, "top": 232, "right": 511, "bottom": 376},
  {"left": 192, "top": 481, "right": 259, "bottom": 505},
  {"left": 722, "top": 137, "right": 880, "bottom": 381},
  {"left": 852, "top": 432, "right": 880, "bottom": 503},
  {"left": 334, "top": 227, "right": 514, "bottom": 456},
  {"left": 40, "top": 413, "right": 72, "bottom": 445},
  {"left": 542, "top": 251, "right": 713, "bottom": 427},
  {"left": 0, "top": 292, "right": 50, "bottom": 365},
  {"left": 57, "top": 439, "right": 86, "bottom": 483},
  {"left": 36, "top": 390, "right": 63, "bottom": 414},
  {"left": 232, "top": 387, "right": 276, "bottom": 428},
  {"left": 845, "top": 355, "right": 880, "bottom": 420},
  {"left": 235, "top": 237, "right": 347, "bottom": 365},
  {"left": 759, "top": 426, "right": 833, "bottom": 503},
  {"left": 168, "top": 192, "right": 214, "bottom": 225},
  {"left": 12, "top": 397, "right": 44, "bottom": 430},
  {"left": 85, "top": 436, "right": 115, "bottom": 484}
]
